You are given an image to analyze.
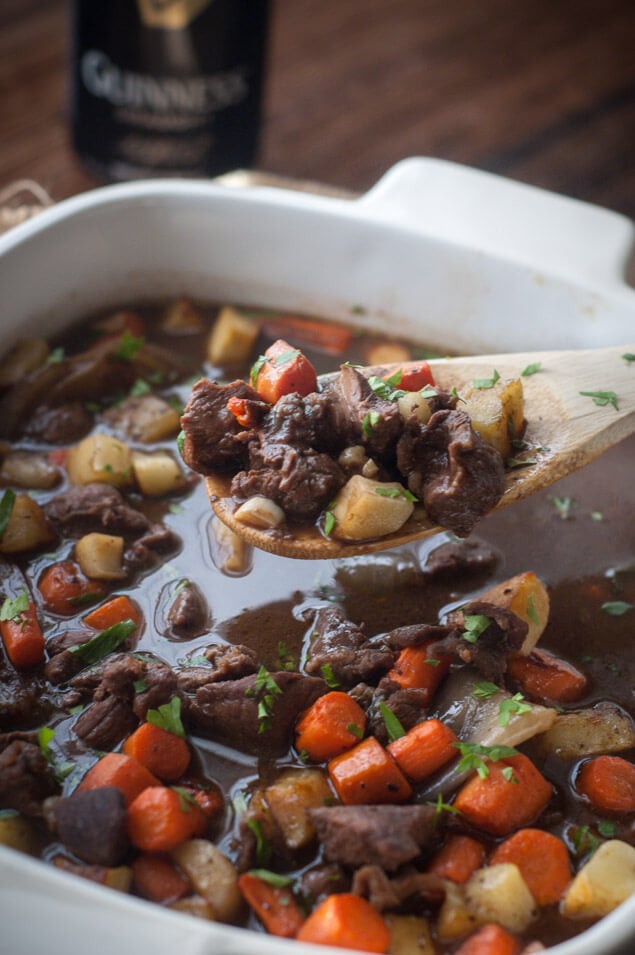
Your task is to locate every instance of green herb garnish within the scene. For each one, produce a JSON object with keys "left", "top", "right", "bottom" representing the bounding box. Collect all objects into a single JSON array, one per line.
[
  {"left": 374, "top": 486, "right": 418, "bottom": 502},
  {"left": 250, "top": 355, "right": 267, "bottom": 387},
  {"left": 67, "top": 590, "right": 102, "bottom": 608},
  {"left": 462, "top": 614, "right": 492, "bottom": 644},
  {"left": 572, "top": 824, "right": 600, "bottom": 857},
  {"left": 276, "top": 641, "right": 296, "bottom": 672},
  {"left": 362, "top": 410, "right": 380, "bottom": 436},
  {"left": 171, "top": 786, "right": 198, "bottom": 812},
  {"left": 0, "top": 590, "right": 30, "bottom": 623},
  {"left": 38, "top": 726, "right": 55, "bottom": 761},
  {"left": 550, "top": 496, "right": 574, "bottom": 520},
  {"left": 346, "top": 722, "right": 364, "bottom": 739},
  {"left": 472, "top": 369, "right": 501, "bottom": 390},
  {"left": 130, "top": 378, "right": 151, "bottom": 397},
  {"left": 146, "top": 696, "right": 186, "bottom": 738},
  {"left": 247, "top": 869, "right": 293, "bottom": 888},
  {"left": 498, "top": 693, "right": 532, "bottom": 727},
  {"left": 133, "top": 680, "right": 148, "bottom": 694},
  {"left": 176, "top": 430, "right": 185, "bottom": 457},
  {"left": 579, "top": 389, "right": 619, "bottom": 411},
  {"left": 379, "top": 702, "right": 405, "bottom": 742},
  {"left": 114, "top": 330, "right": 145, "bottom": 361},
  {"left": 273, "top": 349, "right": 300, "bottom": 367},
  {"left": 47, "top": 347, "right": 65, "bottom": 364},
  {"left": 521, "top": 362, "right": 542, "bottom": 377},
  {"left": 526, "top": 593, "right": 539, "bottom": 626},
  {"left": 601, "top": 601, "right": 633, "bottom": 616},
  {"left": 68, "top": 618, "right": 137, "bottom": 666},
  {"left": 429, "top": 792, "right": 462, "bottom": 817},
  {"left": 622, "top": 353, "right": 635, "bottom": 363},
  {"left": 472, "top": 681, "right": 500, "bottom": 700},
  {"left": 246, "top": 818, "right": 271, "bottom": 866},
  {"left": 506, "top": 456, "right": 537, "bottom": 469},
  {"left": 598, "top": 820, "right": 616, "bottom": 838},
  {"left": 253, "top": 666, "right": 282, "bottom": 733},
  {"left": 321, "top": 663, "right": 340, "bottom": 689},
  {"left": 453, "top": 742, "right": 519, "bottom": 779}
]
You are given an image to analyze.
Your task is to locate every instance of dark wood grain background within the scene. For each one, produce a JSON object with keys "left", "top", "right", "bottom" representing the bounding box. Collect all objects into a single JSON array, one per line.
[{"left": 1, "top": 0, "right": 635, "bottom": 217}]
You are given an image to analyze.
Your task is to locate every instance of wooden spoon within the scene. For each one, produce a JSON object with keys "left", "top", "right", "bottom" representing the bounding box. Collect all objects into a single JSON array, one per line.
[{"left": 205, "top": 344, "right": 635, "bottom": 560}]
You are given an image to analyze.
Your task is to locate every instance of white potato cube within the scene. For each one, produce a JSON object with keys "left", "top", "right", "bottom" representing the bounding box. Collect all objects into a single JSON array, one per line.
[
  {"left": 536, "top": 703, "right": 635, "bottom": 761},
  {"left": 465, "top": 864, "right": 536, "bottom": 933},
  {"left": 385, "top": 914, "right": 435, "bottom": 955},
  {"left": 171, "top": 839, "right": 241, "bottom": 923},
  {"left": 132, "top": 450, "right": 187, "bottom": 496},
  {"left": 234, "top": 495, "right": 285, "bottom": 529},
  {"left": 265, "top": 768, "right": 333, "bottom": 850},
  {"left": 0, "top": 494, "right": 55, "bottom": 554},
  {"left": 562, "top": 840, "right": 635, "bottom": 919},
  {"left": 331, "top": 475, "right": 415, "bottom": 541},
  {"left": 479, "top": 571, "right": 550, "bottom": 654},
  {"left": 207, "top": 306, "right": 259, "bottom": 366},
  {"left": 75, "top": 533, "right": 126, "bottom": 581},
  {"left": 463, "top": 377, "right": 524, "bottom": 459},
  {"left": 66, "top": 434, "right": 132, "bottom": 487},
  {"left": 397, "top": 391, "right": 432, "bottom": 424}
]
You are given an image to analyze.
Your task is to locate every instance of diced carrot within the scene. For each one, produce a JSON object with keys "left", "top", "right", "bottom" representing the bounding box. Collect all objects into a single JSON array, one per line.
[
  {"left": 253, "top": 339, "right": 317, "bottom": 403},
  {"left": 507, "top": 649, "right": 588, "bottom": 704},
  {"left": 296, "top": 893, "right": 390, "bottom": 952},
  {"left": 295, "top": 691, "right": 367, "bottom": 762},
  {"left": 127, "top": 786, "right": 205, "bottom": 853},
  {"left": 0, "top": 601, "right": 45, "bottom": 668},
  {"left": 262, "top": 314, "right": 353, "bottom": 356},
  {"left": 122, "top": 722, "right": 191, "bottom": 783},
  {"left": 387, "top": 718, "right": 458, "bottom": 782},
  {"left": 328, "top": 736, "right": 412, "bottom": 805},
  {"left": 387, "top": 363, "right": 435, "bottom": 391},
  {"left": 226, "top": 395, "right": 261, "bottom": 428},
  {"left": 489, "top": 828, "right": 571, "bottom": 905},
  {"left": 78, "top": 752, "right": 159, "bottom": 806},
  {"left": 453, "top": 754, "right": 552, "bottom": 837},
  {"left": 83, "top": 594, "right": 142, "bottom": 631},
  {"left": 132, "top": 853, "right": 191, "bottom": 904},
  {"left": 576, "top": 755, "right": 635, "bottom": 814},
  {"left": 238, "top": 872, "right": 306, "bottom": 938},
  {"left": 454, "top": 923, "right": 521, "bottom": 955},
  {"left": 426, "top": 835, "right": 486, "bottom": 884},
  {"left": 38, "top": 560, "right": 102, "bottom": 615},
  {"left": 387, "top": 642, "right": 451, "bottom": 702}
]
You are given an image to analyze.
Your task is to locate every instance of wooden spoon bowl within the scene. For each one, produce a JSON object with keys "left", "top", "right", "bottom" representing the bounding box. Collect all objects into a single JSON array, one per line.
[{"left": 206, "top": 344, "right": 635, "bottom": 559}]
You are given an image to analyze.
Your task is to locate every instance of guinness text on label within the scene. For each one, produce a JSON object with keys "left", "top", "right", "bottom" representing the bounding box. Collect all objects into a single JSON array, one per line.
[{"left": 81, "top": 51, "right": 249, "bottom": 115}]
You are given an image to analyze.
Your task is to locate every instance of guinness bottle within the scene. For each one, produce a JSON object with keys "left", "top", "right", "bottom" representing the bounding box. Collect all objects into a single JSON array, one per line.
[{"left": 70, "top": 0, "right": 270, "bottom": 180}]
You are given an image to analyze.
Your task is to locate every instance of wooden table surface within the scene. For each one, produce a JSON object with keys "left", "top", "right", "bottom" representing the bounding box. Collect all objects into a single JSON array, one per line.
[{"left": 1, "top": 0, "right": 635, "bottom": 218}]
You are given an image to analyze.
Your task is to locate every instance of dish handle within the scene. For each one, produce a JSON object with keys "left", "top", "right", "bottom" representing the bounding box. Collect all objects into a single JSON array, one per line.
[{"left": 357, "top": 157, "right": 635, "bottom": 295}]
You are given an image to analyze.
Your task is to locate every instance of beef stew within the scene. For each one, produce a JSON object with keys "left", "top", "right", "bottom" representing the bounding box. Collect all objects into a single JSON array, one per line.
[{"left": 0, "top": 300, "right": 633, "bottom": 954}]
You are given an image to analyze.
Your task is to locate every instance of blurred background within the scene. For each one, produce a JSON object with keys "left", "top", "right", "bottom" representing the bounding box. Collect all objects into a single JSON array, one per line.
[{"left": 1, "top": 0, "right": 635, "bottom": 214}]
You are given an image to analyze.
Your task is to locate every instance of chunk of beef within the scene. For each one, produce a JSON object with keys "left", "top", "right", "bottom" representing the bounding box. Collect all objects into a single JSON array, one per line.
[
  {"left": 424, "top": 537, "right": 500, "bottom": 579},
  {"left": 431, "top": 601, "right": 528, "bottom": 682},
  {"left": 0, "top": 740, "right": 57, "bottom": 816},
  {"left": 231, "top": 440, "right": 345, "bottom": 522},
  {"left": 397, "top": 409, "right": 505, "bottom": 537},
  {"left": 304, "top": 607, "right": 394, "bottom": 687},
  {"left": 327, "top": 365, "right": 403, "bottom": 459},
  {"left": 299, "top": 864, "right": 351, "bottom": 906},
  {"left": 262, "top": 391, "right": 339, "bottom": 451},
  {"left": 166, "top": 582, "right": 209, "bottom": 637},
  {"left": 384, "top": 622, "right": 457, "bottom": 650},
  {"left": 189, "top": 670, "right": 327, "bottom": 755},
  {"left": 180, "top": 379, "right": 260, "bottom": 473},
  {"left": 54, "top": 787, "right": 128, "bottom": 866},
  {"left": 70, "top": 653, "right": 177, "bottom": 724},
  {"left": 0, "top": 663, "right": 52, "bottom": 729},
  {"left": 25, "top": 402, "right": 93, "bottom": 444},
  {"left": 73, "top": 695, "right": 138, "bottom": 750},
  {"left": 309, "top": 805, "right": 437, "bottom": 872},
  {"left": 45, "top": 483, "right": 179, "bottom": 571},
  {"left": 177, "top": 643, "right": 259, "bottom": 694},
  {"left": 44, "top": 630, "right": 94, "bottom": 685},
  {"left": 352, "top": 865, "right": 445, "bottom": 911}
]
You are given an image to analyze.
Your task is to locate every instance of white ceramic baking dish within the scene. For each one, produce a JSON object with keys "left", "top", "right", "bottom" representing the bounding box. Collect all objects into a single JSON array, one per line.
[{"left": 0, "top": 158, "right": 634, "bottom": 955}]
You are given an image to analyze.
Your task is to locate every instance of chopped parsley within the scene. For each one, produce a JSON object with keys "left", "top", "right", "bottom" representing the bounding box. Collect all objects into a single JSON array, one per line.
[
  {"left": 379, "top": 702, "right": 405, "bottom": 742},
  {"left": 133, "top": 680, "right": 148, "bottom": 694},
  {"left": 452, "top": 742, "right": 518, "bottom": 779},
  {"left": 0, "top": 589, "right": 30, "bottom": 623},
  {"left": 374, "top": 486, "right": 418, "bottom": 502},
  {"left": 601, "top": 601, "right": 633, "bottom": 616},
  {"left": 171, "top": 786, "right": 199, "bottom": 812},
  {"left": 37, "top": 726, "right": 55, "bottom": 761},
  {"left": 498, "top": 693, "right": 532, "bottom": 727},
  {"left": 252, "top": 666, "right": 282, "bottom": 733},
  {"left": 323, "top": 510, "right": 336, "bottom": 538},
  {"left": 472, "top": 681, "right": 500, "bottom": 700},
  {"left": 550, "top": 495, "right": 574, "bottom": 520},
  {"left": 321, "top": 663, "right": 340, "bottom": 689},
  {"left": 346, "top": 722, "right": 364, "bottom": 739},
  {"left": 598, "top": 820, "right": 616, "bottom": 838},
  {"left": 67, "top": 590, "right": 102, "bottom": 608},
  {"left": 113, "top": 330, "right": 144, "bottom": 361},
  {"left": 146, "top": 696, "right": 186, "bottom": 738},
  {"left": 462, "top": 614, "right": 492, "bottom": 644},
  {"left": 130, "top": 378, "right": 151, "bottom": 397},
  {"left": 276, "top": 641, "right": 296, "bottom": 672},
  {"left": 526, "top": 593, "right": 540, "bottom": 626},
  {"left": 521, "top": 362, "right": 542, "bottom": 377},
  {"left": 176, "top": 430, "right": 185, "bottom": 457},
  {"left": 579, "top": 389, "right": 619, "bottom": 411},
  {"left": 622, "top": 353, "right": 635, "bottom": 363},
  {"left": 367, "top": 375, "right": 406, "bottom": 402},
  {"left": 572, "top": 824, "right": 600, "bottom": 857},
  {"left": 506, "top": 456, "right": 537, "bottom": 469},
  {"left": 429, "top": 792, "right": 462, "bottom": 817},
  {"left": 250, "top": 355, "right": 267, "bottom": 387},
  {"left": 590, "top": 511, "right": 604, "bottom": 522},
  {"left": 362, "top": 410, "right": 380, "bottom": 436},
  {"left": 273, "top": 349, "right": 300, "bottom": 367},
  {"left": 472, "top": 369, "right": 500, "bottom": 390},
  {"left": 68, "top": 618, "right": 137, "bottom": 666},
  {"left": 47, "top": 346, "right": 65, "bottom": 364},
  {"left": 246, "top": 817, "right": 271, "bottom": 866},
  {"left": 0, "top": 488, "right": 16, "bottom": 539},
  {"left": 247, "top": 869, "right": 292, "bottom": 888}
]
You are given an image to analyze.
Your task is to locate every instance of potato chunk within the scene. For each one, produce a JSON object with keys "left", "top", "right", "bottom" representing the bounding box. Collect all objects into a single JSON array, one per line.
[
  {"left": 397, "top": 391, "right": 432, "bottom": 424},
  {"left": 207, "top": 306, "right": 259, "bottom": 366},
  {"left": 234, "top": 495, "right": 285, "bottom": 529},
  {"left": 0, "top": 493, "right": 55, "bottom": 554},
  {"left": 265, "top": 768, "right": 333, "bottom": 850},
  {"left": 75, "top": 533, "right": 126, "bottom": 581},
  {"left": 385, "top": 914, "right": 435, "bottom": 955},
  {"left": 171, "top": 839, "right": 241, "bottom": 923},
  {"left": 331, "top": 475, "right": 415, "bottom": 541},
  {"left": 463, "top": 377, "right": 524, "bottom": 460},
  {"left": 464, "top": 863, "right": 536, "bottom": 933},
  {"left": 535, "top": 702, "right": 635, "bottom": 761},
  {"left": 161, "top": 297, "right": 205, "bottom": 334},
  {"left": 106, "top": 395, "right": 181, "bottom": 443},
  {"left": 66, "top": 434, "right": 132, "bottom": 487},
  {"left": 562, "top": 840, "right": 635, "bottom": 919},
  {"left": 479, "top": 571, "right": 550, "bottom": 654},
  {"left": 0, "top": 812, "right": 41, "bottom": 855},
  {"left": 132, "top": 450, "right": 187, "bottom": 496}
]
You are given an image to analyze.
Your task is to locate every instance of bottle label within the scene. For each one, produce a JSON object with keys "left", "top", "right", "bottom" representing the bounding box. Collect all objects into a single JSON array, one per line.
[{"left": 136, "top": 0, "right": 214, "bottom": 30}]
